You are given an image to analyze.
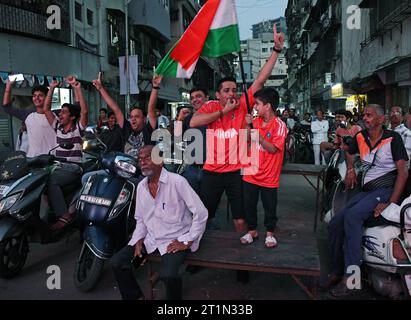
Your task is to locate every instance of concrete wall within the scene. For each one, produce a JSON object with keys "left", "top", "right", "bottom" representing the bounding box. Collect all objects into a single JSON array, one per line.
[
  {"left": 360, "top": 15, "right": 411, "bottom": 78},
  {"left": 0, "top": 33, "right": 100, "bottom": 81},
  {"left": 128, "top": 0, "right": 171, "bottom": 40},
  {"left": 341, "top": 0, "right": 363, "bottom": 82}
]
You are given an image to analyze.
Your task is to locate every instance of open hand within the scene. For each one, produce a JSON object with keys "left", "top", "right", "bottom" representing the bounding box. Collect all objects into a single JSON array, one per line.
[
  {"left": 134, "top": 239, "right": 144, "bottom": 257},
  {"left": 373, "top": 203, "right": 390, "bottom": 217},
  {"left": 167, "top": 239, "right": 188, "bottom": 253},
  {"left": 344, "top": 171, "right": 357, "bottom": 191}
]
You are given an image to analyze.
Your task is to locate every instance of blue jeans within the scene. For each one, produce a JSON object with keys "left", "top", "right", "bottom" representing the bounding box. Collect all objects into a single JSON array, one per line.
[
  {"left": 182, "top": 165, "right": 203, "bottom": 195},
  {"left": 328, "top": 187, "right": 392, "bottom": 275}
]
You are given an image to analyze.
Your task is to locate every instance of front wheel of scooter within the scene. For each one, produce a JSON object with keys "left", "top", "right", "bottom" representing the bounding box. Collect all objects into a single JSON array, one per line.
[
  {"left": 0, "top": 233, "right": 29, "bottom": 279},
  {"left": 74, "top": 243, "right": 105, "bottom": 292}
]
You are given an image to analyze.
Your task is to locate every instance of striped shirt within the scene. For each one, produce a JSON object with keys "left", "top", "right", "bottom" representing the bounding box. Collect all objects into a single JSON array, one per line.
[{"left": 52, "top": 118, "right": 84, "bottom": 163}]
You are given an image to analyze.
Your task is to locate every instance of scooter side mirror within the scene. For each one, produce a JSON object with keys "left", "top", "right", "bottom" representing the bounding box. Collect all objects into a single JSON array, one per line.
[{"left": 85, "top": 125, "right": 97, "bottom": 134}]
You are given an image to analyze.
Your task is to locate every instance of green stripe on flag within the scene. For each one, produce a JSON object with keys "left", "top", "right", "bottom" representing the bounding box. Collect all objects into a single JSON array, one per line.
[
  {"left": 201, "top": 24, "right": 240, "bottom": 57},
  {"left": 155, "top": 48, "right": 179, "bottom": 77}
]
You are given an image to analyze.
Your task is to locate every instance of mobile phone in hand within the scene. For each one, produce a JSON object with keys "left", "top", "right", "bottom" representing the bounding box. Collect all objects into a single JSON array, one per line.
[{"left": 131, "top": 247, "right": 147, "bottom": 268}]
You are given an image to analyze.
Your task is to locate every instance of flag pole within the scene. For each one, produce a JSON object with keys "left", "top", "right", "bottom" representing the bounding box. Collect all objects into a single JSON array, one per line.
[{"left": 238, "top": 50, "right": 253, "bottom": 128}]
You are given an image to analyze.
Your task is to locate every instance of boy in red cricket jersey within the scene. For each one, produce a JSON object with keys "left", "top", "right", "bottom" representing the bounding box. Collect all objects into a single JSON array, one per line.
[{"left": 241, "top": 88, "right": 288, "bottom": 248}]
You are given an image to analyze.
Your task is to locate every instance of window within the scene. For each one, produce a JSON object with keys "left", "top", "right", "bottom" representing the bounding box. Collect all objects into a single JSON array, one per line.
[
  {"left": 279, "top": 59, "right": 283, "bottom": 64},
  {"left": 262, "top": 47, "right": 268, "bottom": 53},
  {"left": 87, "top": 9, "right": 93, "bottom": 26},
  {"left": 182, "top": 6, "right": 192, "bottom": 30},
  {"left": 242, "top": 48, "right": 248, "bottom": 54},
  {"left": 75, "top": 2, "right": 82, "bottom": 22}
]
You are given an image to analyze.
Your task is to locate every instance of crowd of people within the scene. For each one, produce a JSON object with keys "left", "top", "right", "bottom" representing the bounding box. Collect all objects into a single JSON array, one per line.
[{"left": 2, "top": 22, "right": 410, "bottom": 299}]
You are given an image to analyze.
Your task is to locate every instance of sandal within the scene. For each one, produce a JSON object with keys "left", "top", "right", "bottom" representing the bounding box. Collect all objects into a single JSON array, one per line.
[
  {"left": 240, "top": 232, "right": 258, "bottom": 245},
  {"left": 265, "top": 235, "right": 277, "bottom": 248},
  {"left": 50, "top": 212, "right": 75, "bottom": 231}
]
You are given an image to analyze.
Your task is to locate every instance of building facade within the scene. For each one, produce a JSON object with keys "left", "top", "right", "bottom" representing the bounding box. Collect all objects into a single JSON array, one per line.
[
  {"left": 285, "top": 0, "right": 411, "bottom": 116},
  {"left": 235, "top": 17, "right": 288, "bottom": 105},
  {"left": 0, "top": 0, "right": 231, "bottom": 158}
]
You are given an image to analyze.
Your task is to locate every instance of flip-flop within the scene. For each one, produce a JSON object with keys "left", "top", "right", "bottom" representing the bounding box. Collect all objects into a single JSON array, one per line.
[
  {"left": 240, "top": 233, "right": 258, "bottom": 245},
  {"left": 265, "top": 235, "right": 277, "bottom": 248}
]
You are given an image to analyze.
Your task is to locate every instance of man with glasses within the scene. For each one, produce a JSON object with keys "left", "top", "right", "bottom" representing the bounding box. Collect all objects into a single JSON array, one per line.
[
  {"left": 389, "top": 106, "right": 411, "bottom": 162},
  {"left": 110, "top": 145, "right": 208, "bottom": 300}
]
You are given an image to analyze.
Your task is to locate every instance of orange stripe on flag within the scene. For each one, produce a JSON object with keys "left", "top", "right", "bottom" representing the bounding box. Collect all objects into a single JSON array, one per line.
[{"left": 170, "top": 0, "right": 220, "bottom": 70}]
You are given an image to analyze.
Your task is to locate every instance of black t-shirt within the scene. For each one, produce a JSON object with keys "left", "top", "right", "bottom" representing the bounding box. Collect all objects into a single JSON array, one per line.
[
  {"left": 122, "top": 120, "right": 154, "bottom": 157},
  {"left": 101, "top": 124, "right": 124, "bottom": 152}
]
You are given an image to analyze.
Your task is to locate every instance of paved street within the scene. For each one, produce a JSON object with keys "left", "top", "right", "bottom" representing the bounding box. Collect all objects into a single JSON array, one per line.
[{"left": 0, "top": 174, "right": 382, "bottom": 300}]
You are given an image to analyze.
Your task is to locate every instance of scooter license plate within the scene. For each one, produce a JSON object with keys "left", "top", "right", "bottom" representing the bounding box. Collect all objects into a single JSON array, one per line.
[
  {"left": 79, "top": 195, "right": 112, "bottom": 207},
  {"left": 0, "top": 185, "right": 10, "bottom": 197}
]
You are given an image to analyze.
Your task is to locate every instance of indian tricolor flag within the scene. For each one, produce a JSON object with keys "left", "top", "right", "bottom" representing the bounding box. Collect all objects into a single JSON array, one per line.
[{"left": 155, "top": 0, "right": 240, "bottom": 78}]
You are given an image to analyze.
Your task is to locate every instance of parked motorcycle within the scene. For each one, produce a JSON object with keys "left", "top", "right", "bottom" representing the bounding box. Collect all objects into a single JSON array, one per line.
[
  {"left": 74, "top": 126, "right": 141, "bottom": 292},
  {"left": 323, "top": 139, "right": 411, "bottom": 298},
  {"left": 294, "top": 126, "right": 313, "bottom": 164},
  {"left": 0, "top": 145, "right": 97, "bottom": 279},
  {"left": 362, "top": 197, "right": 411, "bottom": 299}
]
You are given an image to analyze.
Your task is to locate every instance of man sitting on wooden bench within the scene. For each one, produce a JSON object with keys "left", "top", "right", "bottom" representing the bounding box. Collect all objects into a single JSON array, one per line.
[{"left": 111, "top": 145, "right": 208, "bottom": 300}]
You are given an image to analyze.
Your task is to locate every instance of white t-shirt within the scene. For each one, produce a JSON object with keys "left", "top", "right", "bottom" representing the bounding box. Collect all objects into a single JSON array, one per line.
[
  {"left": 15, "top": 131, "right": 29, "bottom": 154},
  {"left": 25, "top": 112, "right": 57, "bottom": 157}
]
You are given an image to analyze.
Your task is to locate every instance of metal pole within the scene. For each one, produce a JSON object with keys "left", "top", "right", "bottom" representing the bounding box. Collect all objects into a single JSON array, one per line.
[
  {"left": 125, "top": 0, "right": 130, "bottom": 114},
  {"left": 238, "top": 51, "right": 253, "bottom": 128}
]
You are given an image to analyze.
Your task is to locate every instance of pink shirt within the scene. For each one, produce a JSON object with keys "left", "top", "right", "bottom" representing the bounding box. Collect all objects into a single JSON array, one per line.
[{"left": 128, "top": 168, "right": 208, "bottom": 255}]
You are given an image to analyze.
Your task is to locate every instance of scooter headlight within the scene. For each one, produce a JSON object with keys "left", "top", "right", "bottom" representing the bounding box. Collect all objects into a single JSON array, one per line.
[
  {"left": 114, "top": 157, "right": 138, "bottom": 179},
  {"left": 0, "top": 192, "right": 22, "bottom": 213},
  {"left": 108, "top": 188, "right": 130, "bottom": 220}
]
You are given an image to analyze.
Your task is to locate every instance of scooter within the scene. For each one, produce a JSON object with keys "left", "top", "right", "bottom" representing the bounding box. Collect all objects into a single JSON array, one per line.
[
  {"left": 323, "top": 143, "right": 411, "bottom": 298},
  {"left": 361, "top": 194, "right": 411, "bottom": 299},
  {"left": 74, "top": 126, "right": 141, "bottom": 292},
  {"left": 0, "top": 144, "right": 97, "bottom": 279}
]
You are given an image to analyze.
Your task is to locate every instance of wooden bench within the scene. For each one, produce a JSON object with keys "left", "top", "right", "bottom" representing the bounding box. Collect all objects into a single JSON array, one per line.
[
  {"left": 146, "top": 229, "right": 321, "bottom": 300},
  {"left": 281, "top": 163, "right": 326, "bottom": 231}
]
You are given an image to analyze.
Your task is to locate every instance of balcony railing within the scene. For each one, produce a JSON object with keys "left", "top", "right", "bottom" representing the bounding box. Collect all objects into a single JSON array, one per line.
[{"left": 0, "top": 3, "right": 70, "bottom": 44}]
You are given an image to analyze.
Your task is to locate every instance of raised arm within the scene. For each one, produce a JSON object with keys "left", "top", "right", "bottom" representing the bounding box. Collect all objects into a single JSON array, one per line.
[
  {"left": 68, "top": 76, "right": 88, "bottom": 128},
  {"left": 43, "top": 80, "right": 60, "bottom": 125},
  {"left": 92, "top": 78, "right": 125, "bottom": 128},
  {"left": 147, "top": 75, "right": 162, "bottom": 129},
  {"left": 3, "top": 80, "right": 13, "bottom": 106},
  {"left": 250, "top": 24, "right": 285, "bottom": 94}
]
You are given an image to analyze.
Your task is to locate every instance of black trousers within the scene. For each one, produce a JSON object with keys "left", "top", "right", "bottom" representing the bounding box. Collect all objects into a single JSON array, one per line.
[
  {"left": 110, "top": 245, "right": 187, "bottom": 300},
  {"left": 200, "top": 170, "right": 244, "bottom": 219},
  {"left": 243, "top": 181, "right": 278, "bottom": 232}
]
